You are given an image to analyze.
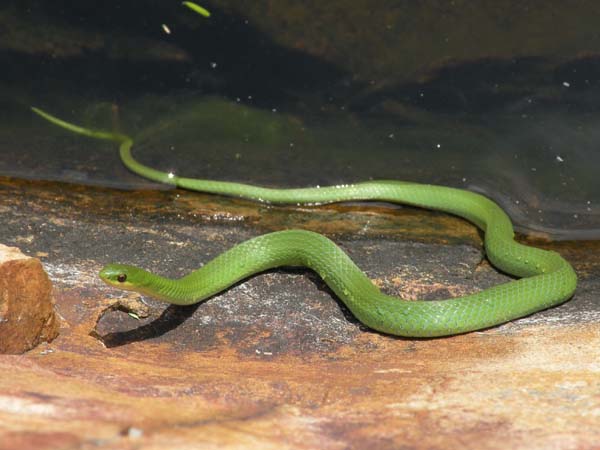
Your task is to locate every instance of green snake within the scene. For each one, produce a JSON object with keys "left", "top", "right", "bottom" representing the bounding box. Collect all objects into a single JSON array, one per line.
[{"left": 32, "top": 107, "right": 577, "bottom": 337}]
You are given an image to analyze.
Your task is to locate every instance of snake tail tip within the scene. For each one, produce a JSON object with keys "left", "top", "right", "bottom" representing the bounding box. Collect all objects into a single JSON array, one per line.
[{"left": 31, "top": 106, "right": 51, "bottom": 120}]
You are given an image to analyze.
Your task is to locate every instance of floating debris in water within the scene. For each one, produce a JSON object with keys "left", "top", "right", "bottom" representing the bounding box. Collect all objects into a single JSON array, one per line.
[
  {"left": 161, "top": 24, "right": 171, "bottom": 34},
  {"left": 556, "top": 155, "right": 564, "bottom": 162},
  {"left": 182, "top": 1, "right": 211, "bottom": 18}
]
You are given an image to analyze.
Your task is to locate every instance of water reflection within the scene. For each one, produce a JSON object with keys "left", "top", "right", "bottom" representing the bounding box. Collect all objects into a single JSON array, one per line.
[{"left": 1, "top": 1, "right": 599, "bottom": 238}]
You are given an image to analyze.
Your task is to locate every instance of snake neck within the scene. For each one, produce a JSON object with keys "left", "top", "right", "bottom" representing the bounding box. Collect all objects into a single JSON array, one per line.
[{"left": 119, "top": 270, "right": 189, "bottom": 304}]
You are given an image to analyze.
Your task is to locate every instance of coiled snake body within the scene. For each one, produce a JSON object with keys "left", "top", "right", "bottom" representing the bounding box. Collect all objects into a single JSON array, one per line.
[{"left": 33, "top": 107, "right": 577, "bottom": 337}]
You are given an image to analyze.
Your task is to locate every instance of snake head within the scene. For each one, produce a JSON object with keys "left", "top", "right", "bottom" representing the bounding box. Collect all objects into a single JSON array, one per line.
[{"left": 99, "top": 264, "right": 139, "bottom": 289}]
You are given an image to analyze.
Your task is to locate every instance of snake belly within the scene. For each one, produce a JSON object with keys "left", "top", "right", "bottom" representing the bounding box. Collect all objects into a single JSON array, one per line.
[{"left": 33, "top": 107, "right": 577, "bottom": 337}]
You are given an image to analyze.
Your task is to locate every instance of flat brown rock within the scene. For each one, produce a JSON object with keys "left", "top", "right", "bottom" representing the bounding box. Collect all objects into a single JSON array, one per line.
[
  {"left": 0, "top": 244, "right": 58, "bottom": 354},
  {"left": 0, "top": 177, "right": 598, "bottom": 449}
]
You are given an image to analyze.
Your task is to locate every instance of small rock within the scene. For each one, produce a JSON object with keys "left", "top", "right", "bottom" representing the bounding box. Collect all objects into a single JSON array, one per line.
[{"left": 0, "top": 244, "right": 58, "bottom": 354}]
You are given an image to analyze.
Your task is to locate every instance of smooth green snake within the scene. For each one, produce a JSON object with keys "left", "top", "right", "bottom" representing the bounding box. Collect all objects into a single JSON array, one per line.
[{"left": 32, "top": 107, "right": 577, "bottom": 337}]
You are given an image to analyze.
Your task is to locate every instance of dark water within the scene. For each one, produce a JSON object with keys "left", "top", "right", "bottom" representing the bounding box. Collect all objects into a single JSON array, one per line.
[{"left": 2, "top": 0, "right": 599, "bottom": 238}]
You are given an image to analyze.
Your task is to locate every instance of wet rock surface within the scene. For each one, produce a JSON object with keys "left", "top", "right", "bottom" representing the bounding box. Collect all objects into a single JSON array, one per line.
[{"left": 0, "top": 176, "right": 598, "bottom": 449}]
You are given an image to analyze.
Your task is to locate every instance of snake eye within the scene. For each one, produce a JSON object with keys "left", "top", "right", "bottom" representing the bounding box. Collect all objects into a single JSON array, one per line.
[{"left": 117, "top": 274, "right": 127, "bottom": 283}]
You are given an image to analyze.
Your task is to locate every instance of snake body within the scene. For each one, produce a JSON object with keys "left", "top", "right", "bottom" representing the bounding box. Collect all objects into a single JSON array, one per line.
[{"left": 32, "top": 107, "right": 577, "bottom": 337}]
